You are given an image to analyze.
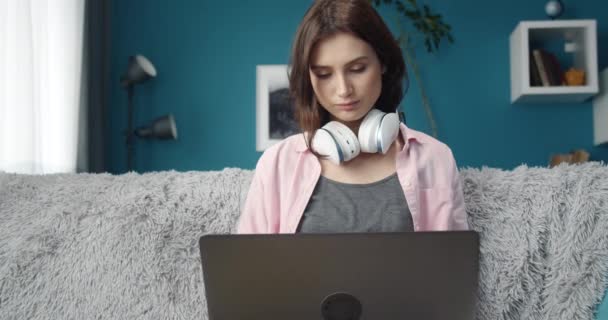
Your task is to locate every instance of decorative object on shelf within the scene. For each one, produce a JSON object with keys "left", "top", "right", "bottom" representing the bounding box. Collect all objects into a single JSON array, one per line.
[
  {"left": 256, "top": 65, "right": 299, "bottom": 151},
  {"left": 544, "top": 0, "right": 564, "bottom": 20},
  {"left": 564, "top": 67, "right": 586, "bottom": 86},
  {"left": 370, "top": 0, "right": 454, "bottom": 138},
  {"left": 549, "top": 149, "right": 589, "bottom": 167},
  {"left": 120, "top": 54, "right": 178, "bottom": 171}
]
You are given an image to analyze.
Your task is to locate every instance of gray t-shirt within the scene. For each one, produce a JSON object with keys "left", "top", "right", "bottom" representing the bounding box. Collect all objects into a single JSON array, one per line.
[{"left": 297, "top": 173, "right": 413, "bottom": 233}]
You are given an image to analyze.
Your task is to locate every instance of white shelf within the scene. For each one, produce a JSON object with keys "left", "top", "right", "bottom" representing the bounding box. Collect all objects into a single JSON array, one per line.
[
  {"left": 593, "top": 68, "right": 608, "bottom": 145},
  {"left": 510, "top": 19, "right": 599, "bottom": 104}
]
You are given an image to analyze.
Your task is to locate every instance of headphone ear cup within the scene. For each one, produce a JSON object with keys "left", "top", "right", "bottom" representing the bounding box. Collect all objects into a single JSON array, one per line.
[
  {"left": 311, "top": 129, "right": 341, "bottom": 165},
  {"left": 376, "top": 112, "right": 400, "bottom": 154},
  {"left": 358, "top": 109, "right": 401, "bottom": 154},
  {"left": 358, "top": 109, "right": 384, "bottom": 153},
  {"left": 312, "top": 121, "right": 360, "bottom": 164}
]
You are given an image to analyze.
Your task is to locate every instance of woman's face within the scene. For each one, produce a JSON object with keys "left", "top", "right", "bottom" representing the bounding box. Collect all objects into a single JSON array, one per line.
[{"left": 309, "top": 32, "right": 383, "bottom": 129}]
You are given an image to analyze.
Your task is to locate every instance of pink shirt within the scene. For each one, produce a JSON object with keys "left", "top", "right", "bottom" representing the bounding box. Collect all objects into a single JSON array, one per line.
[{"left": 237, "top": 123, "right": 468, "bottom": 233}]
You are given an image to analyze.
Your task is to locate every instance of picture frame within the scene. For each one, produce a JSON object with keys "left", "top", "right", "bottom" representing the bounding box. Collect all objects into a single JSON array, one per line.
[{"left": 256, "top": 65, "right": 299, "bottom": 151}]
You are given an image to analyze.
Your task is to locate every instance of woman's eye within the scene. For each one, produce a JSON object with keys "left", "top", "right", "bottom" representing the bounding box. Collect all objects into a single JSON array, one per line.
[
  {"left": 351, "top": 66, "right": 366, "bottom": 73},
  {"left": 315, "top": 73, "right": 331, "bottom": 79}
]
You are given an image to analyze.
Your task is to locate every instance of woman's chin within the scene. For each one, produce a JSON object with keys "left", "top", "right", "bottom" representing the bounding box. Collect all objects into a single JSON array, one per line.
[{"left": 331, "top": 112, "right": 365, "bottom": 124}]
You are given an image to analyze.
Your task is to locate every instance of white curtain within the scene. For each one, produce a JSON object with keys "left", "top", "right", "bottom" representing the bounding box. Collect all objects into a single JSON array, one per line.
[{"left": 0, "top": 0, "right": 86, "bottom": 174}]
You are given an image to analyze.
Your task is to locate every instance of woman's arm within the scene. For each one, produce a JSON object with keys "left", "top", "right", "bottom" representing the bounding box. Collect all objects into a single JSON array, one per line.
[
  {"left": 236, "top": 169, "right": 270, "bottom": 234},
  {"left": 447, "top": 149, "right": 469, "bottom": 230}
]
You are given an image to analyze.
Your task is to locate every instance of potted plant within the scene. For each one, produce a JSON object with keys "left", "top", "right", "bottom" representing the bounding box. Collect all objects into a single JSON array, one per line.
[{"left": 370, "top": 0, "right": 454, "bottom": 138}]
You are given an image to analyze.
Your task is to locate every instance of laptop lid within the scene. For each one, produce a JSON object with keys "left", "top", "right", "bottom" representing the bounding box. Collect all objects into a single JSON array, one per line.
[{"left": 199, "top": 231, "right": 479, "bottom": 320}]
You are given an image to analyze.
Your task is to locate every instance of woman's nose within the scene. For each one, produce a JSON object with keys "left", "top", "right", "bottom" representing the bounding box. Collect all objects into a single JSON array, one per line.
[{"left": 336, "top": 75, "right": 353, "bottom": 98}]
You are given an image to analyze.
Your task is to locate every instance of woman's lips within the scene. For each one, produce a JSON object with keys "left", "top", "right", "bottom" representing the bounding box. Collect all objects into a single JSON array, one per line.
[{"left": 335, "top": 100, "right": 359, "bottom": 110}]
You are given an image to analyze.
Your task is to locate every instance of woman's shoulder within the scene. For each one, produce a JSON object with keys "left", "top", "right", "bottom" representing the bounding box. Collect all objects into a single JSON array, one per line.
[
  {"left": 255, "top": 133, "right": 309, "bottom": 169},
  {"left": 400, "top": 125, "right": 460, "bottom": 187},
  {"left": 402, "top": 124, "right": 454, "bottom": 157}
]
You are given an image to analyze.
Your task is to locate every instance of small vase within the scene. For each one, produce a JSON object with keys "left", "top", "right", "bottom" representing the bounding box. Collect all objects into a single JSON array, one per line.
[{"left": 564, "top": 68, "right": 585, "bottom": 86}]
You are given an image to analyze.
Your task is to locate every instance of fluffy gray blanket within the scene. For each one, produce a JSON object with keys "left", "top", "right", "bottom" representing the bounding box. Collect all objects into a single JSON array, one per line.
[
  {"left": 0, "top": 164, "right": 607, "bottom": 319},
  {"left": 461, "top": 163, "right": 608, "bottom": 320}
]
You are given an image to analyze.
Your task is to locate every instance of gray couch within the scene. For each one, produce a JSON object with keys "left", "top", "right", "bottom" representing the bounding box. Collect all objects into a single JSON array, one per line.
[{"left": 1, "top": 164, "right": 607, "bottom": 319}]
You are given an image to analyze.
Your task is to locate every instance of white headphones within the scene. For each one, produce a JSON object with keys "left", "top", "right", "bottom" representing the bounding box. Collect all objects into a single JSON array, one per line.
[{"left": 311, "top": 109, "right": 401, "bottom": 165}]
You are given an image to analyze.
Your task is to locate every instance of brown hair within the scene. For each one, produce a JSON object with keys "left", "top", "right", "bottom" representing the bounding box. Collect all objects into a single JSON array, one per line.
[{"left": 288, "top": 0, "right": 407, "bottom": 149}]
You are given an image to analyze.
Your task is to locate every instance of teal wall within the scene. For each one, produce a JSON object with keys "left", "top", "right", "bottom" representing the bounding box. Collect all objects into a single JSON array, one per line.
[
  {"left": 108, "top": 1, "right": 311, "bottom": 172},
  {"left": 389, "top": 0, "right": 608, "bottom": 170},
  {"left": 108, "top": 0, "right": 608, "bottom": 317},
  {"left": 107, "top": 0, "right": 608, "bottom": 173}
]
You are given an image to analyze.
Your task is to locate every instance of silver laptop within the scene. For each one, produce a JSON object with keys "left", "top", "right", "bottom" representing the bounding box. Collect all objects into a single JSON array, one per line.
[{"left": 199, "top": 231, "right": 479, "bottom": 320}]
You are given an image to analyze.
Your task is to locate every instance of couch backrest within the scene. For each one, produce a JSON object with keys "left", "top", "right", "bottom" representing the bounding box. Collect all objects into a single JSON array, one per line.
[{"left": 1, "top": 164, "right": 607, "bottom": 320}]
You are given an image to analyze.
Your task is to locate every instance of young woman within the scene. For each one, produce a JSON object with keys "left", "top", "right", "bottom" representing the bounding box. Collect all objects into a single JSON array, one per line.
[{"left": 237, "top": 0, "right": 468, "bottom": 234}]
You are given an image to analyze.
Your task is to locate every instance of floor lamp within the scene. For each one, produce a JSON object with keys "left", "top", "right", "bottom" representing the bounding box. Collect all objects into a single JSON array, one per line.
[{"left": 120, "top": 54, "right": 178, "bottom": 172}]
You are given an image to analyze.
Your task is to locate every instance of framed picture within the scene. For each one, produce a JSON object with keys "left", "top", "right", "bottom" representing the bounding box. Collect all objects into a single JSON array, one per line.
[{"left": 256, "top": 65, "right": 299, "bottom": 151}]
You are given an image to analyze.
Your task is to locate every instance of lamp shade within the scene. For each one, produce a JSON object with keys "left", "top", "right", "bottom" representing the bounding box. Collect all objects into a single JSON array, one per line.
[
  {"left": 120, "top": 54, "right": 157, "bottom": 87},
  {"left": 135, "top": 114, "right": 178, "bottom": 140}
]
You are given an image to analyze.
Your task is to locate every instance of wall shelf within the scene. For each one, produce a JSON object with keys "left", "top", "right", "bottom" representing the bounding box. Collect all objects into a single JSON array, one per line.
[
  {"left": 593, "top": 68, "right": 608, "bottom": 146},
  {"left": 509, "top": 19, "right": 598, "bottom": 104}
]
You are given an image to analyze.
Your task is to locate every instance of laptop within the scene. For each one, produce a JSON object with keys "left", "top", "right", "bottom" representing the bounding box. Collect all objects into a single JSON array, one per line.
[{"left": 199, "top": 231, "right": 479, "bottom": 320}]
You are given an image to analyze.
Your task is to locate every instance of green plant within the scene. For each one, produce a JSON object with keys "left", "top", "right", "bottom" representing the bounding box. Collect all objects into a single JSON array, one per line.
[{"left": 370, "top": 0, "right": 454, "bottom": 138}]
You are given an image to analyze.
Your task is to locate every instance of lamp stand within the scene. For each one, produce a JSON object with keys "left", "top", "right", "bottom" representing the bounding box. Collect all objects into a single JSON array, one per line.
[{"left": 126, "top": 85, "right": 135, "bottom": 172}]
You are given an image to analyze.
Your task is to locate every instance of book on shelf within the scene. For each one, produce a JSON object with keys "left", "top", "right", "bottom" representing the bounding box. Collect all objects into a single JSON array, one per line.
[
  {"left": 545, "top": 52, "right": 565, "bottom": 85},
  {"left": 529, "top": 52, "right": 542, "bottom": 86},
  {"left": 530, "top": 48, "right": 565, "bottom": 87},
  {"left": 532, "top": 49, "right": 550, "bottom": 86}
]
